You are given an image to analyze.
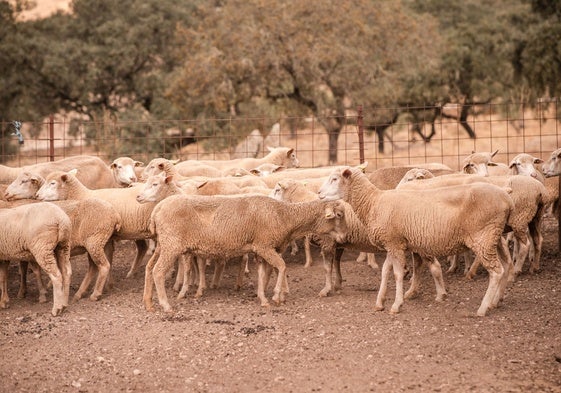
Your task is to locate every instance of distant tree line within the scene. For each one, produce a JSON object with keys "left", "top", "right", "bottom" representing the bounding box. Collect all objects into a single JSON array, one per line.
[{"left": 1, "top": 0, "right": 559, "bottom": 162}]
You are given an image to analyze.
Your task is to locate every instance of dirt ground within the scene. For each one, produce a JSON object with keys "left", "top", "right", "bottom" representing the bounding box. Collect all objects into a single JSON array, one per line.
[{"left": 1, "top": 215, "right": 561, "bottom": 393}]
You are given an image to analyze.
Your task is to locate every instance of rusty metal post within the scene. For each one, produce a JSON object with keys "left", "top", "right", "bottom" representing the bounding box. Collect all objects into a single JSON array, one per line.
[
  {"left": 357, "top": 105, "right": 365, "bottom": 164},
  {"left": 49, "top": 114, "right": 55, "bottom": 161},
  {"left": 558, "top": 176, "right": 561, "bottom": 253}
]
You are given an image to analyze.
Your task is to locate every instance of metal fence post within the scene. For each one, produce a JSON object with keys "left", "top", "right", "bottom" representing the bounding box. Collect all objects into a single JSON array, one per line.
[
  {"left": 49, "top": 114, "right": 55, "bottom": 161},
  {"left": 357, "top": 105, "right": 364, "bottom": 164}
]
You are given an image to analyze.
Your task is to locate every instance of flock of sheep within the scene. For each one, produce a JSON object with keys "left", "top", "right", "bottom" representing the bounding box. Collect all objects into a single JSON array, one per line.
[{"left": 0, "top": 146, "right": 559, "bottom": 318}]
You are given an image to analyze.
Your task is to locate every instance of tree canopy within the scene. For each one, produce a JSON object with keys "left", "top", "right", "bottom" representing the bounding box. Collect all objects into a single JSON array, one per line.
[{"left": 0, "top": 0, "right": 559, "bottom": 161}]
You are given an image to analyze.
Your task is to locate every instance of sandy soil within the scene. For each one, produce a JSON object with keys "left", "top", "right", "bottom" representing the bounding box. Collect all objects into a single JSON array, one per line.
[{"left": 1, "top": 215, "right": 560, "bottom": 393}]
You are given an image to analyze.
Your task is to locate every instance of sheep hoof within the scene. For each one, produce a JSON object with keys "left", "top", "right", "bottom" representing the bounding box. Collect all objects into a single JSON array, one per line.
[
  {"left": 260, "top": 300, "right": 271, "bottom": 307},
  {"left": 0, "top": 301, "right": 9, "bottom": 309},
  {"left": 89, "top": 294, "right": 101, "bottom": 301},
  {"left": 17, "top": 290, "right": 26, "bottom": 299},
  {"left": 318, "top": 289, "right": 330, "bottom": 297},
  {"left": 404, "top": 290, "right": 418, "bottom": 300},
  {"left": 374, "top": 304, "right": 385, "bottom": 312},
  {"left": 435, "top": 293, "right": 447, "bottom": 302},
  {"left": 38, "top": 295, "right": 48, "bottom": 304},
  {"left": 389, "top": 307, "right": 400, "bottom": 315}
]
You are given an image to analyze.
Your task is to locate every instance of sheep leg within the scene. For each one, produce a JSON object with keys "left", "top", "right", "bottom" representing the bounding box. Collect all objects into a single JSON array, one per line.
[
  {"left": 303, "top": 235, "right": 313, "bottom": 268},
  {"left": 73, "top": 254, "right": 97, "bottom": 301},
  {"left": 446, "top": 254, "right": 458, "bottom": 274},
  {"left": 512, "top": 230, "right": 530, "bottom": 276},
  {"left": 235, "top": 254, "right": 250, "bottom": 290},
  {"left": 18, "top": 261, "right": 28, "bottom": 299},
  {"left": 356, "top": 252, "right": 367, "bottom": 263},
  {"left": 177, "top": 254, "right": 194, "bottom": 299},
  {"left": 404, "top": 253, "right": 423, "bottom": 300},
  {"left": 528, "top": 219, "right": 543, "bottom": 274},
  {"left": 428, "top": 257, "right": 447, "bottom": 301},
  {"left": 256, "top": 248, "right": 287, "bottom": 305},
  {"left": 375, "top": 254, "right": 394, "bottom": 311},
  {"left": 390, "top": 251, "right": 407, "bottom": 314},
  {"left": 474, "top": 248, "right": 505, "bottom": 317},
  {"left": 194, "top": 257, "right": 209, "bottom": 298},
  {"left": 492, "top": 237, "right": 513, "bottom": 307},
  {"left": 290, "top": 240, "right": 298, "bottom": 256},
  {"left": 56, "top": 242, "right": 72, "bottom": 309},
  {"left": 104, "top": 240, "right": 116, "bottom": 290},
  {"left": 143, "top": 245, "right": 161, "bottom": 311},
  {"left": 319, "top": 248, "right": 334, "bottom": 297},
  {"left": 257, "top": 258, "right": 273, "bottom": 306},
  {"left": 86, "top": 246, "right": 111, "bottom": 301},
  {"left": 34, "top": 251, "right": 65, "bottom": 316},
  {"left": 210, "top": 259, "right": 226, "bottom": 289},
  {"left": 27, "top": 260, "right": 49, "bottom": 303},
  {"left": 173, "top": 256, "right": 184, "bottom": 292},
  {"left": 366, "top": 253, "right": 378, "bottom": 270},
  {"left": 0, "top": 261, "right": 10, "bottom": 308},
  {"left": 333, "top": 247, "right": 344, "bottom": 291},
  {"left": 152, "top": 250, "right": 179, "bottom": 312},
  {"left": 126, "top": 239, "right": 149, "bottom": 278}
]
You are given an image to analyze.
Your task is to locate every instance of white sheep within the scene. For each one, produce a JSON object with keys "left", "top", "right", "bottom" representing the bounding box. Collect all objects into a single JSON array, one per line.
[
  {"left": 0, "top": 155, "right": 117, "bottom": 189},
  {"left": 318, "top": 166, "right": 514, "bottom": 316},
  {"left": 136, "top": 173, "right": 264, "bottom": 299},
  {"left": 35, "top": 170, "right": 176, "bottom": 278},
  {"left": 143, "top": 194, "right": 349, "bottom": 312},
  {"left": 270, "top": 179, "right": 319, "bottom": 267},
  {"left": 3, "top": 172, "right": 122, "bottom": 301},
  {"left": 110, "top": 157, "right": 144, "bottom": 187},
  {"left": 397, "top": 172, "right": 547, "bottom": 276},
  {"left": 0, "top": 202, "right": 72, "bottom": 316},
  {"left": 461, "top": 150, "right": 510, "bottom": 176},
  {"left": 542, "top": 148, "right": 561, "bottom": 177},
  {"left": 367, "top": 166, "right": 454, "bottom": 190},
  {"left": 176, "top": 146, "right": 300, "bottom": 172}
]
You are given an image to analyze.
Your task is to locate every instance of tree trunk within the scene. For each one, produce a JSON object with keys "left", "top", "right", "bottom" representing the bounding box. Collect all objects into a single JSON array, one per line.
[
  {"left": 328, "top": 127, "right": 341, "bottom": 164},
  {"left": 459, "top": 104, "right": 476, "bottom": 139}
]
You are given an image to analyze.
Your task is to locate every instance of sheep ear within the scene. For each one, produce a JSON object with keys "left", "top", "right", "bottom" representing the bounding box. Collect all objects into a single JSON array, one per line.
[
  {"left": 61, "top": 174, "right": 69, "bottom": 182},
  {"left": 266, "top": 146, "right": 273, "bottom": 152},
  {"left": 286, "top": 148, "right": 294, "bottom": 157},
  {"left": 170, "top": 159, "right": 180, "bottom": 165},
  {"left": 488, "top": 162, "right": 498, "bottom": 167},
  {"left": 164, "top": 175, "right": 174, "bottom": 184},
  {"left": 533, "top": 158, "right": 543, "bottom": 164},
  {"left": 157, "top": 163, "right": 165, "bottom": 170},
  {"left": 508, "top": 161, "right": 516, "bottom": 169},
  {"left": 249, "top": 169, "right": 261, "bottom": 176},
  {"left": 196, "top": 181, "right": 208, "bottom": 189},
  {"left": 491, "top": 149, "right": 499, "bottom": 157},
  {"left": 110, "top": 162, "right": 117, "bottom": 169},
  {"left": 68, "top": 168, "right": 78, "bottom": 176},
  {"left": 357, "top": 161, "right": 368, "bottom": 172},
  {"left": 342, "top": 168, "right": 353, "bottom": 178},
  {"left": 272, "top": 165, "right": 285, "bottom": 173},
  {"left": 471, "top": 150, "right": 476, "bottom": 154},
  {"left": 324, "top": 207, "right": 335, "bottom": 219},
  {"left": 134, "top": 161, "right": 144, "bottom": 167}
]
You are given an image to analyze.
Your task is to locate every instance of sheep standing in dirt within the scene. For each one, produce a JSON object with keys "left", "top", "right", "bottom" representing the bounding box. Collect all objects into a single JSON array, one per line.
[
  {"left": 3, "top": 172, "right": 122, "bottom": 300},
  {"left": 318, "top": 167, "right": 514, "bottom": 316},
  {"left": 397, "top": 171, "right": 546, "bottom": 277},
  {"left": 0, "top": 202, "right": 71, "bottom": 316},
  {"left": 35, "top": 170, "right": 173, "bottom": 278},
  {"left": 143, "top": 195, "right": 348, "bottom": 312}
]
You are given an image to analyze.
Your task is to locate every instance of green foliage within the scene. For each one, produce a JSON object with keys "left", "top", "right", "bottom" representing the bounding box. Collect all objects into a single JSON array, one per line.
[{"left": 168, "top": 0, "right": 441, "bottom": 160}]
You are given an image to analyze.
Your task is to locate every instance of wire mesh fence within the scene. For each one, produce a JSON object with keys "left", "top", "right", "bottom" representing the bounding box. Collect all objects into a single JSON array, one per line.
[{"left": 1, "top": 101, "right": 559, "bottom": 170}]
